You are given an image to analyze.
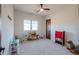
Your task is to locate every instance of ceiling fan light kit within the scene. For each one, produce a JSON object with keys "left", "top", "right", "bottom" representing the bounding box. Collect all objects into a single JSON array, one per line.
[{"left": 40, "top": 8, "right": 44, "bottom": 12}]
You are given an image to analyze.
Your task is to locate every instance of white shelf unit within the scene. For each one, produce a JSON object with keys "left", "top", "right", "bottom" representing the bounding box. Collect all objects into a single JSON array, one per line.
[{"left": 9, "top": 39, "right": 19, "bottom": 55}]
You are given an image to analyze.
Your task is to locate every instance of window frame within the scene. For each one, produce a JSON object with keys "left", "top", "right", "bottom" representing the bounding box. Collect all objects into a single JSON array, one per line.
[{"left": 24, "top": 20, "right": 38, "bottom": 31}]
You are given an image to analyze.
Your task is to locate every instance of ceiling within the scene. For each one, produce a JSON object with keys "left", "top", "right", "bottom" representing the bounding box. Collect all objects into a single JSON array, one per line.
[{"left": 14, "top": 4, "right": 69, "bottom": 16}]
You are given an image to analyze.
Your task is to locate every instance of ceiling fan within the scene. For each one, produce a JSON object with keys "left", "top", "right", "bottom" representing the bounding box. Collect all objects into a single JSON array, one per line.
[{"left": 37, "top": 4, "right": 50, "bottom": 12}]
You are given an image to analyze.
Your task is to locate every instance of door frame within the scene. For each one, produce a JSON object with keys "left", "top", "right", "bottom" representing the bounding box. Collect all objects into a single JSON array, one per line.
[{"left": 46, "top": 19, "right": 51, "bottom": 39}]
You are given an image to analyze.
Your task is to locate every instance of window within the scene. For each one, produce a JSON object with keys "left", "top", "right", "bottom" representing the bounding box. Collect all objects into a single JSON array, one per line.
[
  {"left": 24, "top": 20, "right": 31, "bottom": 30},
  {"left": 32, "top": 21, "right": 38, "bottom": 30},
  {"left": 24, "top": 20, "right": 38, "bottom": 31}
]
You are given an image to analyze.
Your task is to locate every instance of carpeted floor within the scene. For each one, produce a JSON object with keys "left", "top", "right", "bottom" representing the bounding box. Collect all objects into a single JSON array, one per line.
[{"left": 19, "top": 39, "right": 73, "bottom": 55}]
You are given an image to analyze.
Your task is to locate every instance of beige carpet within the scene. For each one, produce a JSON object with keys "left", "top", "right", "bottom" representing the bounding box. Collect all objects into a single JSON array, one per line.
[{"left": 19, "top": 39, "right": 73, "bottom": 55}]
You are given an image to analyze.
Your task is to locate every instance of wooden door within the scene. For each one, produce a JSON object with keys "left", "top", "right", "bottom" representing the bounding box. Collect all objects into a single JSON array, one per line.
[{"left": 46, "top": 19, "right": 51, "bottom": 39}]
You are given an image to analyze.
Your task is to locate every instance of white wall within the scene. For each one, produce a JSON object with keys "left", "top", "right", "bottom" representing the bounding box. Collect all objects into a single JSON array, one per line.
[
  {"left": 46, "top": 5, "right": 79, "bottom": 46},
  {"left": 1, "top": 4, "right": 14, "bottom": 54},
  {"left": 14, "top": 10, "right": 46, "bottom": 38},
  {"left": 0, "top": 5, "right": 1, "bottom": 46},
  {"left": 0, "top": 5, "right": 1, "bottom": 31}
]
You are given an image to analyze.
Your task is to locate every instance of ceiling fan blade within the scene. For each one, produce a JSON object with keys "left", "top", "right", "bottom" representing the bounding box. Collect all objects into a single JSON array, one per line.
[{"left": 44, "top": 8, "right": 50, "bottom": 10}]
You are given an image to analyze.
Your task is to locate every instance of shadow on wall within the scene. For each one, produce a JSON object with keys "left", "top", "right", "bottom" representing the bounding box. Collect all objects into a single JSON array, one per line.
[
  {"left": 65, "top": 32, "right": 73, "bottom": 41},
  {"left": 65, "top": 32, "right": 79, "bottom": 46}
]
